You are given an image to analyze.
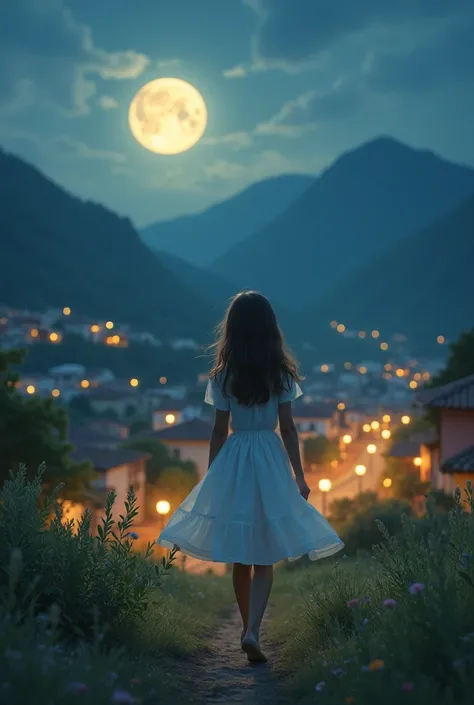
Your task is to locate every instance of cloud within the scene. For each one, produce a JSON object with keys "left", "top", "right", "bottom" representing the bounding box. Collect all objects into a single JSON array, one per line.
[
  {"left": 202, "top": 131, "right": 253, "bottom": 147},
  {"left": 156, "top": 58, "right": 181, "bottom": 70},
  {"left": 0, "top": 0, "right": 149, "bottom": 115},
  {"left": 99, "top": 95, "right": 119, "bottom": 110},
  {"left": 366, "top": 18, "right": 474, "bottom": 93},
  {"left": 52, "top": 135, "right": 127, "bottom": 164},
  {"left": 222, "top": 64, "right": 248, "bottom": 79},
  {"left": 245, "top": 0, "right": 473, "bottom": 69}
]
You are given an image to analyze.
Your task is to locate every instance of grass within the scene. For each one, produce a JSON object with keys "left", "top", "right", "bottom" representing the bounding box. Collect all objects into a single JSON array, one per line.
[
  {"left": 0, "top": 467, "right": 233, "bottom": 705},
  {"left": 268, "top": 485, "right": 474, "bottom": 704}
]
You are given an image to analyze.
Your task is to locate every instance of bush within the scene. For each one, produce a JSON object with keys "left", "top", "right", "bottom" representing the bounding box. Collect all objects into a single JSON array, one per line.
[
  {"left": 0, "top": 465, "right": 176, "bottom": 643},
  {"left": 270, "top": 483, "right": 474, "bottom": 705}
]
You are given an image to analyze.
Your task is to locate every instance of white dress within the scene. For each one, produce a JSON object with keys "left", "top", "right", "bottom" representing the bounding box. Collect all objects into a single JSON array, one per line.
[{"left": 157, "top": 376, "right": 344, "bottom": 565}]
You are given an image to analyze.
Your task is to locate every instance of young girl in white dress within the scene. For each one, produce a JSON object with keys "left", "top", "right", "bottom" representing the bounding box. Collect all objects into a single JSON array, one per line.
[{"left": 158, "top": 291, "right": 344, "bottom": 662}]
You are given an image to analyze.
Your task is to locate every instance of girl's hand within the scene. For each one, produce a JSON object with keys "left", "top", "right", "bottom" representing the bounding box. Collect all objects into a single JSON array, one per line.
[{"left": 296, "top": 475, "right": 310, "bottom": 500}]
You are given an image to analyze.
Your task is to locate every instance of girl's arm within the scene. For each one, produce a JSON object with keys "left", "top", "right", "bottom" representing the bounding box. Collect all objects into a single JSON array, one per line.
[
  {"left": 208, "top": 409, "right": 230, "bottom": 468},
  {"left": 278, "top": 401, "right": 310, "bottom": 499}
]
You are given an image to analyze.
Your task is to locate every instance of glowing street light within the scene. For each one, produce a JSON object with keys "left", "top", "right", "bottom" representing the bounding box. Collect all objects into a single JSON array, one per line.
[
  {"left": 342, "top": 434, "right": 352, "bottom": 445},
  {"left": 129, "top": 378, "right": 139, "bottom": 388},
  {"left": 156, "top": 499, "right": 171, "bottom": 531},
  {"left": 318, "top": 478, "right": 332, "bottom": 515},
  {"left": 62, "top": 307, "right": 71, "bottom": 316},
  {"left": 371, "top": 330, "right": 380, "bottom": 339},
  {"left": 381, "top": 429, "right": 391, "bottom": 440},
  {"left": 26, "top": 385, "right": 35, "bottom": 395},
  {"left": 383, "top": 477, "right": 392, "bottom": 488},
  {"left": 371, "top": 420, "right": 380, "bottom": 431},
  {"left": 165, "top": 413, "right": 176, "bottom": 425},
  {"left": 362, "top": 423, "right": 371, "bottom": 433},
  {"left": 413, "top": 457, "right": 422, "bottom": 467},
  {"left": 355, "top": 464, "right": 367, "bottom": 493},
  {"left": 80, "top": 379, "right": 90, "bottom": 389},
  {"left": 382, "top": 414, "right": 391, "bottom": 423},
  {"left": 367, "top": 444, "right": 377, "bottom": 455},
  {"left": 401, "top": 415, "right": 411, "bottom": 425},
  {"left": 51, "top": 388, "right": 61, "bottom": 398},
  {"left": 380, "top": 342, "right": 389, "bottom": 351},
  {"left": 159, "top": 376, "right": 168, "bottom": 384},
  {"left": 437, "top": 335, "right": 445, "bottom": 344},
  {"left": 337, "top": 402, "right": 346, "bottom": 411},
  {"left": 105, "top": 320, "right": 114, "bottom": 330},
  {"left": 337, "top": 323, "right": 345, "bottom": 333}
]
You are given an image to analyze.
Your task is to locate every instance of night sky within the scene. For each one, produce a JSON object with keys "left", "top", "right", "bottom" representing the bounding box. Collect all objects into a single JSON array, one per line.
[{"left": 1, "top": 0, "right": 473, "bottom": 226}]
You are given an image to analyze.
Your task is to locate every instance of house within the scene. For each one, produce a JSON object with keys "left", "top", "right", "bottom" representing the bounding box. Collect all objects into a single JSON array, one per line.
[
  {"left": 292, "top": 402, "right": 338, "bottom": 439},
  {"left": 416, "top": 374, "right": 474, "bottom": 499},
  {"left": 88, "top": 387, "right": 143, "bottom": 418},
  {"left": 387, "top": 429, "right": 438, "bottom": 481},
  {"left": 70, "top": 445, "right": 150, "bottom": 530},
  {"left": 152, "top": 398, "right": 202, "bottom": 430},
  {"left": 136, "top": 418, "right": 213, "bottom": 479}
]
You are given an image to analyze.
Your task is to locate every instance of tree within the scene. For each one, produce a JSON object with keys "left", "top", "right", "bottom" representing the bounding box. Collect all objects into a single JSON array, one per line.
[
  {"left": 381, "top": 458, "right": 429, "bottom": 502},
  {"left": 304, "top": 436, "right": 340, "bottom": 466},
  {"left": 431, "top": 328, "right": 474, "bottom": 386},
  {"left": 0, "top": 348, "right": 93, "bottom": 496}
]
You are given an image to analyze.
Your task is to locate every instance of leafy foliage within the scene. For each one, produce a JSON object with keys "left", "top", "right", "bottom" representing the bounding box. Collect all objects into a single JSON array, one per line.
[
  {"left": 0, "top": 348, "right": 92, "bottom": 495},
  {"left": 0, "top": 466, "right": 177, "bottom": 643},
  {"left": 432, "top": 328, "right": 474, "bottom": 386},
  {"left": 304, "top": 436, "right": 340, "bottom": 466}
]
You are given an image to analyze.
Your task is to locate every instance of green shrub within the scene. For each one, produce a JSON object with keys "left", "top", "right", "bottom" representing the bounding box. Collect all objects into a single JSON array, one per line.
[
  {"left": 0, "top": 465, "right": 176, "bottom": 643},
  {"left": 271, "top": 483, "right": 474, "bottom": 704},
  {"left": 335, "top": 498, "right": 413, "bottom": 555}
]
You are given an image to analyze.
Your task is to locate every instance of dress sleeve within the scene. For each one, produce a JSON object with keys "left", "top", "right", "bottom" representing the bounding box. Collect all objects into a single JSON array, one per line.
[
  {"left": 204, "top": 378, "right": 231, "bottom": 410},
  {"left": 278, "top": 376, "right": 303, "bottom": 404}
]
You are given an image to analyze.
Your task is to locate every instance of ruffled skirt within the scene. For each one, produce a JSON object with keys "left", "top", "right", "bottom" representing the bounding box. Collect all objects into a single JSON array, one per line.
[{"left": 157, "top": 430, "right": 344, "bottom": 565}]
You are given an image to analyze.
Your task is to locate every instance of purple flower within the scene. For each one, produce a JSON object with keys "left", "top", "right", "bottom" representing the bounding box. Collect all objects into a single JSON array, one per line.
[
  {"left": 383, "top": 598, "right": 397, "bottom": 608},
  {"left": 127, "top": 532, "right": 139, "bottom": 541},
  {"left": 409, "top": 582, "right": 424, "bottom": 595},
  {"left": 363, "top": 595, "right": 372, "bottom": 604},
  {"left": 347, "top": 598, "right": 359, "bottom": 608},
  {"left": 315, "top": 681, "right": 326, "bottom": 692}
]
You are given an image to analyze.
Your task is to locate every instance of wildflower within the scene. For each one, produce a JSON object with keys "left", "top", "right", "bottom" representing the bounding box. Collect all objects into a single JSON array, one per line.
[
  {"left": 128, "top": 532, "right": 139, "bottom": 541},
  {"left": 347, "top": 598, "right": 359, "bottom": 608},
  {"left": 363, "top": 595, "right": 372, "bottom": 604},
  {"left": 331, "top": 667, "right": 346, "bottom": 677},
  {"left": 408, "top": 582, "right": 424, "bottom": 595},
  {"left": 315, "top": 681, "right": 326, "bottom": 692},
  {"left": 368, "top": 659, "right": 385, "bottom": 672},
  {"left": 112, "top": 690, "right": 136, "bottom": 704},
  {"left": 66, "top": 682, "right": 88, "bottom": 693},
  {"left": 401, "top": 682, "right": 414, "bottom": 692},
  {"left": 383, "top": 598, "right": 397, "bottom": 607}
]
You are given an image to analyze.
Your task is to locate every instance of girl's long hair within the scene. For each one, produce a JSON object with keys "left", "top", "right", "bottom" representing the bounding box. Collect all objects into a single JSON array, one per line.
[{"left": 209, "top": 291, "right": 300, "bottom": 406}]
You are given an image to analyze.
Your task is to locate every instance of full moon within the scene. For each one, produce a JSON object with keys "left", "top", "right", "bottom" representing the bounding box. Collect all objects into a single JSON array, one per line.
[{"left": 128, "top": 77, "right": 208, "bottom": 155}]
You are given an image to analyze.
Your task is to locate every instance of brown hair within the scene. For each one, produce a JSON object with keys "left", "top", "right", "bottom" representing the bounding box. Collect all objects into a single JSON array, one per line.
[{"left": 209, "top": 291, "right": 300, "bottom": 406}]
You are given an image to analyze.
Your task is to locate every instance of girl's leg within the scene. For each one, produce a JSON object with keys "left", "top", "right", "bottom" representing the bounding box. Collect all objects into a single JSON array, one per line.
[
  {"left": 232, "top": 563, "right": 252, "bottom": 639},
  {"left": 242, "top": 564, "right": 274, "bottom": 662}
]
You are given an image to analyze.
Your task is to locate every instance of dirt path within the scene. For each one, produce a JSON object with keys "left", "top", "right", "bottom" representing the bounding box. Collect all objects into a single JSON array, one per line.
[{"left": 190, "top": 605, "right": 281, "bottom": 704}]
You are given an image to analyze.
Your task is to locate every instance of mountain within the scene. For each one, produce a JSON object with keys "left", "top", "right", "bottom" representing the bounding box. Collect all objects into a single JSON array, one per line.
[
  {"left": 156, "top": 251, "right": 305, "bottom": 345},
  {"left": 306, "top": 192, "right": 474, "bottom": 344},
  {"left": 0, "top": 149, "right": 214, "bottom": 340},
  {"left": 140, "top": 174, "right": 314, "bottom": 267},
  {"left": 210, "top": 137, "right": 474, "bottom": 309}
]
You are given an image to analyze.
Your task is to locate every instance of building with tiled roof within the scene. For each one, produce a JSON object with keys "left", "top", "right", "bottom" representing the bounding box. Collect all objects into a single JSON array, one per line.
[
  {"left": 133, "top": 419, "right": 213, "bottom": 479},
  {"left": 416, "top": 373, "right": 474, "bottom": 499}
]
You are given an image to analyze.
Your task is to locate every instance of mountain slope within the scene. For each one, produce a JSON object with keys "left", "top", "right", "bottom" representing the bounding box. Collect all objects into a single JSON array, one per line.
[
  {"left": 0, "top": 149, "right": 214, "bottom": 339},
  {"left": 211, "top": 137, "right": 474, "bottom": 309},
  {"left": 140, "top": 174, "right": 314, "bottom": 267},
  {"left": 156, "top": 251, "right": 305, "bottom": 345},
  {"left": 306, "top": 192, "right": 474, "bottom": 342}
]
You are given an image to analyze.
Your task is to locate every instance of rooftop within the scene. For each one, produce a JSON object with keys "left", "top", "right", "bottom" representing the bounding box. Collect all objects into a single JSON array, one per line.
[
  {"left": 443, "top": 444, "right": 474, "bottom": 474},
  {"left": 70, "top": 444, "right": 150, "bottom": 471},
  {"left": 416, "top": 374, "right": 474, "bottom": 410},
  {"left": 134, "top": 418, "right": 213, "bottom": 442}
]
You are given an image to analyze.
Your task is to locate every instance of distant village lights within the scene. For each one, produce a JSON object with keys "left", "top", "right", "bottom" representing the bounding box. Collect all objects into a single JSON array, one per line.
[
  {"left": 165, "top": 413, "right": 176, "bottom": 424},
  {"left": 371, "top": 420, "right": 380, "bottom": 430},
  {"left": 371, "top": 330, "right": 380, "bottom": 339},
  {"left": 159, "top": 376, "right": 168, "bottom": 385},
  {"left": 383, "top": 477, "right": 392, "bottom": 488},
  {"left": 105, "top": 321, "right": 114, "bottom": 330},
  {"left": 409, "top": 380, "right": 418, "bottom": 390},
  {"left": 321, "top": 364, "right": 329, "bottom": 373},
  {"left": 26, "top": 385, "right": 35, "bottom": 395},
  {"left": 367, "top": 444, "right": 377, "bottom": 455},
  {"left": 337, "top": 402, "right": 346, "bottom": 410},
  {"left": 336, "top": 324, "right": 346, "bottom": 333},
  {"left": 62, "top": 307, "right": 71, "bottom": 316},
  {"left": 414, "top": 456, "right": 422, "bottom": 467},
  {"left": 30, "top": 328, "right": 39, "bottom": 338},
  {"left": 90, "top": 324, "right": 100, "bottom": 333},
  {"left": 382, "top": 414, "right": 391, "bottom": 423},
  {"left": 51, "top": 388, "right": 61, "bottom": 398},
  {"left": 401, "top": 415, "right": 411, "bottom": 425},
  {"left": 49, "top": 332, "right": 60, "bottom": 343},
  {"left": 381, "top": 429, "right": 391, "bottom": 440},
  {"left": 130, "top": 378, "right": 139, "bottom": 388},
  {"left": 80, "top": 379, "right": 90, "bottom": 389},
  {"left": 358, "top": 331, "right": 366, "bottom": 339},
  {"left": 330, "top": 320, "right": 338, "bottom": 328},
  {"left": 363, "top": 424, "right": 371, "bottom": 433},
  {"left": 437, "top": 335, "right": 445, "bottom": 344},
  {"left": 380, "top": 342, "right": 389, "bottom": 351}
]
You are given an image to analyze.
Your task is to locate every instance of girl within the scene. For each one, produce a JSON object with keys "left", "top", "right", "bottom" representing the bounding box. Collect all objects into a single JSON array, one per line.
[{"left": 158, "top": 291, "right": 344, "bottom": 662}]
